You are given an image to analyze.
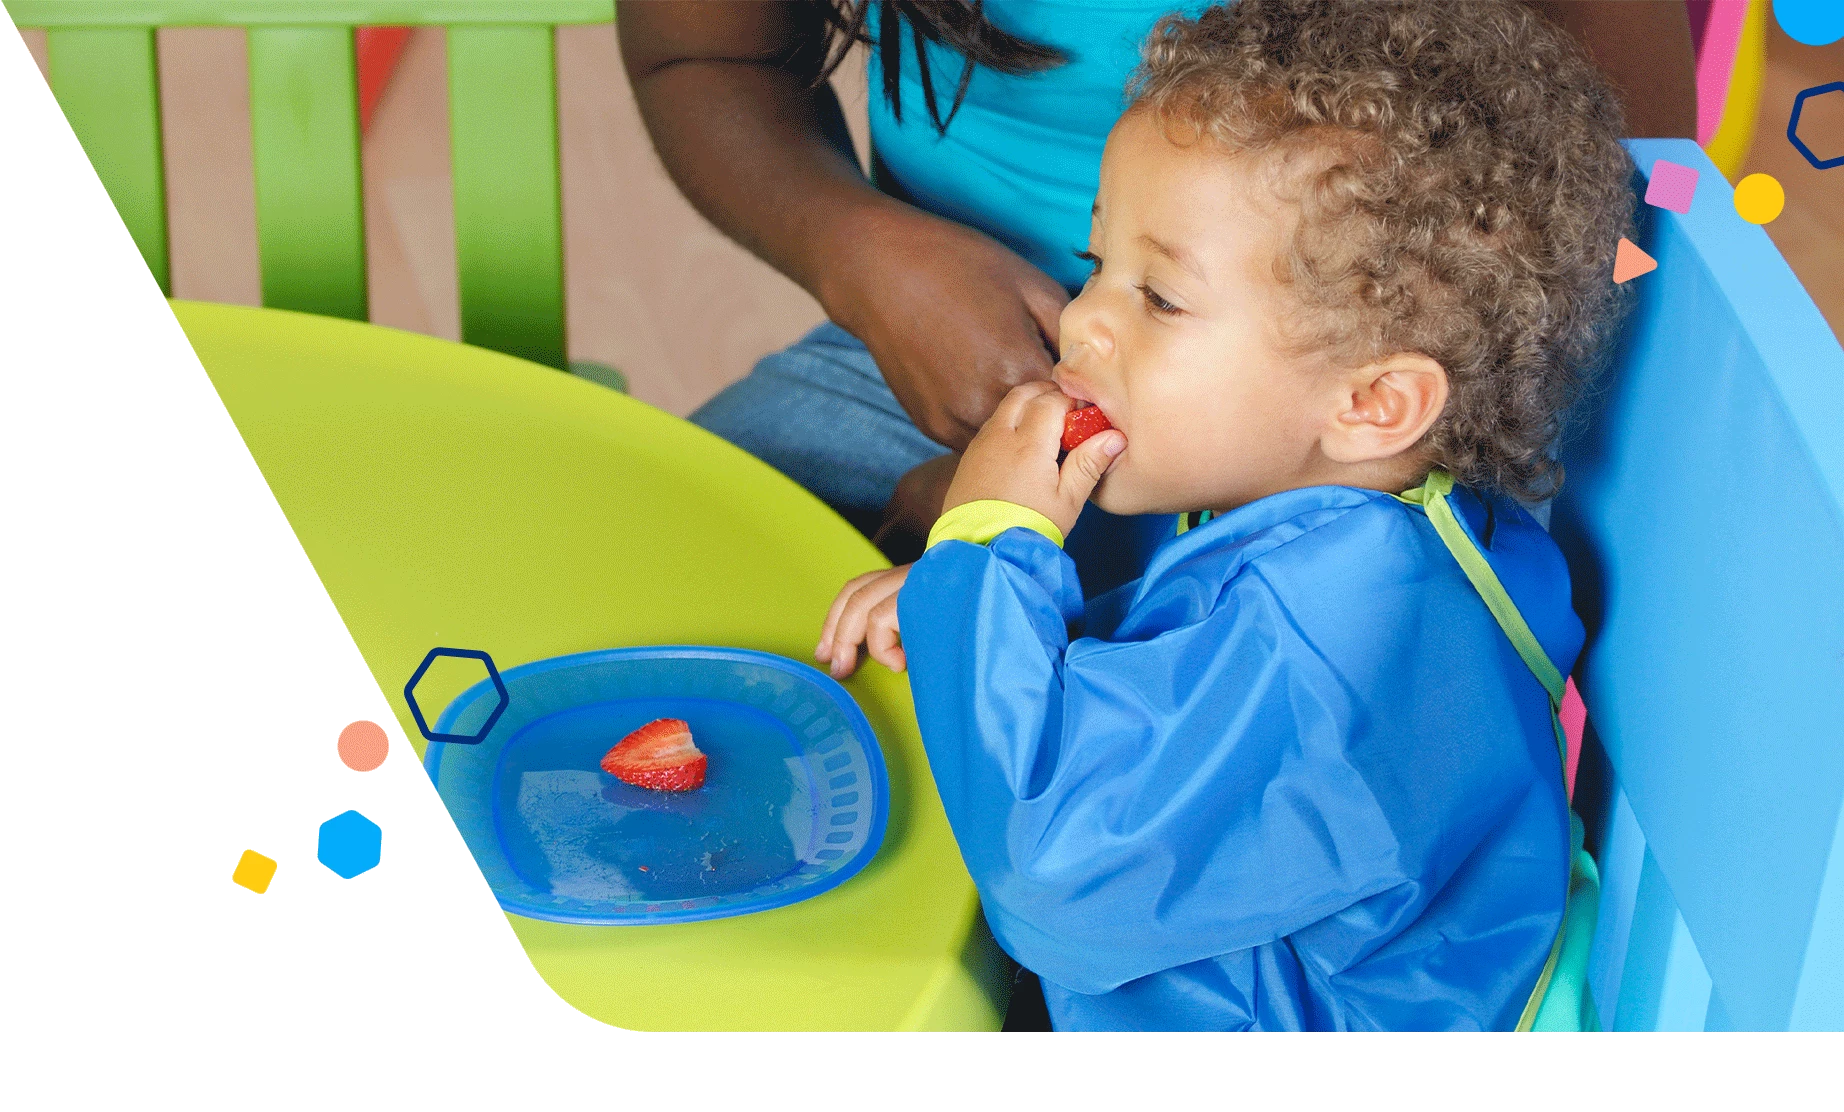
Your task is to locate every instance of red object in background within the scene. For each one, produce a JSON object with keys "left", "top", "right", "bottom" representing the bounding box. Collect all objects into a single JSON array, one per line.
[{"left": 356, "top": 26, "right": 414, "bottom": 133}]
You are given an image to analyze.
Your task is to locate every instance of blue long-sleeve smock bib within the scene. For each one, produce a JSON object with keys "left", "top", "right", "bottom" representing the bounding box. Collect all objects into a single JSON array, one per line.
[{"left": 897, "top": 485, "right": 1583, "bottom": 1030}]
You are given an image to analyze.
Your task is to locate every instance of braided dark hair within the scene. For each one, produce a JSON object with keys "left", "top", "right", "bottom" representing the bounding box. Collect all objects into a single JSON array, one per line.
[{"left": 808, "top": 0, "right": 1066, "bottom": 133}]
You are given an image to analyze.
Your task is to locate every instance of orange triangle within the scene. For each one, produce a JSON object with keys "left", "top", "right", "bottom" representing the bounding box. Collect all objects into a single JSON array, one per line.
[{"left": 1613, "top": 237, "right": 1656, "bottom": 284}]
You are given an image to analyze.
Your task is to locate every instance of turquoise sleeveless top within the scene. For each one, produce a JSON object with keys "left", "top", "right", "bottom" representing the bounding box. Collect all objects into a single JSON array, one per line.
[{"left": 866, "top": 0, "right": 1212, "bottom": 292}]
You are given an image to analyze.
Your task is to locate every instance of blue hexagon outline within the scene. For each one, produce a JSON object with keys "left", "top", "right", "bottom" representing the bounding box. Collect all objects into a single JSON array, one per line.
[
  {"left": 1788, "top": 82, "right": 1844, "bottom": 170},
  {"left": 404, "top": 646, "right": 509, "bottom": 745},
  {"left": 318, "top": 809, "right": 382, "bottom": 879}
]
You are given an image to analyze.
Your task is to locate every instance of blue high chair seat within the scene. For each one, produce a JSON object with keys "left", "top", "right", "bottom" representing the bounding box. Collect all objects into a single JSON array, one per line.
[{"left": 1553, "top": 140, "right": 1844, "bottom": 1030}]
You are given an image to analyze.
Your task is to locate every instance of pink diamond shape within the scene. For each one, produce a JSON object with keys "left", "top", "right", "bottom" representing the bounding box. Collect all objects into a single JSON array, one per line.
[{"left": 1645, "top": 159, "right": 1700, "bottom": 214}]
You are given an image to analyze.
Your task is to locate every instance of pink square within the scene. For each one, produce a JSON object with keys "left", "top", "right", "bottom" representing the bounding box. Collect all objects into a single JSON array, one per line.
[{"left": 1644, "top": 159, "right": 1700, "bottom": 214}]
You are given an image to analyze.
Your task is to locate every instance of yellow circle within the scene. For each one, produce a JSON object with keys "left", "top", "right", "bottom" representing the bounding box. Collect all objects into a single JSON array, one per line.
[{"left": 1734, "top": 173, "right": 1785, "bottom": 225}]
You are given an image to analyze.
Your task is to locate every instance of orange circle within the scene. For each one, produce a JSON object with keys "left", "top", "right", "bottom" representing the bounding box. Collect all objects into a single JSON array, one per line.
[{"left": 338, "top": 720, "right": 389, "bottom": 771}]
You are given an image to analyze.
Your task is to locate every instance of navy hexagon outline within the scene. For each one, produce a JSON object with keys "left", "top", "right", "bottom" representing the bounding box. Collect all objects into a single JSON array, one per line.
[
  {"left": 1788, "top": 82, "right": 1844, "bottom": 170},
  {"left": 404, "top": 647, "right": 509, "bottom": 745}
]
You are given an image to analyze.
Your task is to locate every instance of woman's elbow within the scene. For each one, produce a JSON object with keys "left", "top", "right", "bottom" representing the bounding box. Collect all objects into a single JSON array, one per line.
[{"left": 617, "top": 0, "right": 812, "bottom": 86}]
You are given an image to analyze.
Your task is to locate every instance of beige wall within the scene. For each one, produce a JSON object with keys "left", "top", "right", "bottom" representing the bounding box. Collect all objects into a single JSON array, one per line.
[{"left": 17, "top": 24, "right": 869, "bottom": 419}]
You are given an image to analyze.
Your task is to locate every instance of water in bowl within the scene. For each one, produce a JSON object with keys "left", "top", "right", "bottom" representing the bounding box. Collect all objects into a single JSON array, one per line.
[{"left": 494, "top": 695, "right": 817, "bottom": 904}]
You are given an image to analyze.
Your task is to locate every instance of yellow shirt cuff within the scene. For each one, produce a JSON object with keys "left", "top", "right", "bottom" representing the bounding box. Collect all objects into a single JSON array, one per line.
[{"left": 926, "top": 500, "right": 1066, "bottom": 550}]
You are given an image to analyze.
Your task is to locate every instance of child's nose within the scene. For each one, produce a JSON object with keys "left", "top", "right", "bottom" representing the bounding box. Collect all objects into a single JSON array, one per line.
[{"left": 1058, "top": 288, "right": 1114, "bottom": 363}]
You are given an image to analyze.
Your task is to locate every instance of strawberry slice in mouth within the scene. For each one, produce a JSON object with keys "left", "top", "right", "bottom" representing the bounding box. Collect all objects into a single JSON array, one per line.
[
  {"left": 600, "top": 718, "right": 708, "bottom": 792},
  {"left": 1061, "top": 403, "right": 1115, "bottom": 452}
]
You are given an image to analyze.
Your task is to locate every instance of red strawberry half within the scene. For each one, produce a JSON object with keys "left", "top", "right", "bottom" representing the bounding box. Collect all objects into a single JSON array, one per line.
[
  {"left": 601, "top": 718, "right": 707, "bottom": 792},
  {"left": 1062, "top": 404, "right": 1114, "bottom": 452}
]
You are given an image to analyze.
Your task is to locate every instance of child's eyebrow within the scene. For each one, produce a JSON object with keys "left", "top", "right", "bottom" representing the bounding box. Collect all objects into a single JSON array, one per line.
[
  {"left": 1090, "top": 202, "right": 1207, "bottom": 285},
  {"left": 1136, "top": 234, "right": 1207, "bottom": 284}
]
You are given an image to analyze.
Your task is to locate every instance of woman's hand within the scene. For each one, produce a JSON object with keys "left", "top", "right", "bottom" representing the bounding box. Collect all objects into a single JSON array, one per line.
[
  {"left": 822, "top": 210, "right": 1070, "bottom": 451},
  {"left": 872, "top": 451, "right": 961, "bottom": 559},
  {"left": 816, "top": 564, "right": 913, "bottom": 678},
  {"left": 943, "top": 382, "right": 1126, "bottom": 539},
  {"left": 622, "top": 3, "right": 1068, "bottom": 452}
]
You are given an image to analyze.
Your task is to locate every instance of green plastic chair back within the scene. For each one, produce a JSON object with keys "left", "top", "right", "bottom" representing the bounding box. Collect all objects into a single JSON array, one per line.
[{"left": 8, "top": 1, "right": 617, "bottom": 371}]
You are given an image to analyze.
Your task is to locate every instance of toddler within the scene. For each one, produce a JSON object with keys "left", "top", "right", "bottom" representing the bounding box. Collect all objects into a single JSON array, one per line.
[{"left": 817, "top": 0, "right": 1632, "bottom": 1030}]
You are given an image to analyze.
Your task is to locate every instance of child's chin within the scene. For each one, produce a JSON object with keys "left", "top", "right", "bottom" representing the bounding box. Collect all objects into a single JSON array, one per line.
[
  {"left": 1093, "top": 475, "right": 1192, "bottom": 519},
  {"left": 1090, "top": 477, "right": 1142, "bottom": 517}
]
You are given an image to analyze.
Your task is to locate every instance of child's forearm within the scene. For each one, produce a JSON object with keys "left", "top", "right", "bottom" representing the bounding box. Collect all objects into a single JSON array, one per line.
[
  {"left": 899, "top": 531, "right": 1110, "bottom": 986},
  {"left": 901, "top": 534, "right": 1422, "bottom": 995},
  {"left": 899, "top": 532, "right": 1081, "bottom": 773}
]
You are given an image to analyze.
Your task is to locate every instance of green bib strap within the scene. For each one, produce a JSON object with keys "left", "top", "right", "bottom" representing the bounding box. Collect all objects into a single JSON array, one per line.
[
  {"left": 1512, "top": 811, "right": 1585, "bottom": 1031},
  {"left": 1395, "top": 471, "right": 1567, "bottom": 762},
  {"left": 1395, "top": 471, "right": 1576, "bottom": 1032}
]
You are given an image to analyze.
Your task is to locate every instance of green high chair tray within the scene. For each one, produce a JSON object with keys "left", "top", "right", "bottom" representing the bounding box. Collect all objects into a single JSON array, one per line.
[{"left": 173, "top": 300, "right": 1008, "bottom": 1031}]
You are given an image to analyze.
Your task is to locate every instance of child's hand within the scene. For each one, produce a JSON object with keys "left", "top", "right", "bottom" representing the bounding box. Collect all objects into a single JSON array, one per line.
[
  {"left": 816, "top": 564, "right": 912, "bottom": 679},
  {"left": 942, "top": 382, "right": 1126, "bottom": 538}
]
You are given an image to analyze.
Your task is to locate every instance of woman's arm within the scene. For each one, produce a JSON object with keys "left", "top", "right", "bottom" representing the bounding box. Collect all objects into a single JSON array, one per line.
[
  {"left": 618, "top": 1, "right": 872, "bottom": 305},
  {"left": 619, "top": 1, "right": 1069, "bottom": 450},
  {"left": 1523, "top": 0, "right": 1698, "bottom": 139}
]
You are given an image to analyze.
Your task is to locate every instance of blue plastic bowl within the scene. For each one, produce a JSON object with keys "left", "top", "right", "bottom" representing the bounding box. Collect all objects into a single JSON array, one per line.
[{"left": 423, "top": 646, "right": 889, "bottom": 926}]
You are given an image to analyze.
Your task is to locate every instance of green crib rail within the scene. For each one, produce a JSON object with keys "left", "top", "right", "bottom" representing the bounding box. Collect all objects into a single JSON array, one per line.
[{"left": 8, "top": 1, "right": 615, "bottom": 370}]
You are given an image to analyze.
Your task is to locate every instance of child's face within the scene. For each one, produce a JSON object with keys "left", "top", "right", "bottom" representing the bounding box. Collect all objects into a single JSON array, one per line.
[{"left": 1055, "top": 110, "right": 1341, "bottom": 516}]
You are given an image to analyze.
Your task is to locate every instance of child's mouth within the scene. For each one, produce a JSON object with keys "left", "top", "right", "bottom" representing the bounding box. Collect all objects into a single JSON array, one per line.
[
  {"left": 1052, "top": 365, "right": 1093, "bottom": 404},
  {"left": 1052, "top": 368, "right": 1120, "bottom": 448}
]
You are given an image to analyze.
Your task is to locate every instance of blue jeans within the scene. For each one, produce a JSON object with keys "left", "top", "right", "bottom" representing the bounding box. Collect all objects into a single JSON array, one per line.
[
  {"left": 692, "top": 322, "right": 950, "bottom": 539},
  {"left": 693, "top": 321, "right": 1173, "bottom": 596}
]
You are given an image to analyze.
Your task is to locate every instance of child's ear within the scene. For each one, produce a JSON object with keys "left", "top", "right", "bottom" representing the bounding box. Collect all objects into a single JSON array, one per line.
[{"left": 1319, "top": 353, "right": 1449, "bottom": 465}]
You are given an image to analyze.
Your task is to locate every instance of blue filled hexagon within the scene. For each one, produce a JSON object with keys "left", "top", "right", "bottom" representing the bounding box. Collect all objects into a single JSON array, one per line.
[{"left": 318, "top": 810, "right": 382, "bottom": 879}]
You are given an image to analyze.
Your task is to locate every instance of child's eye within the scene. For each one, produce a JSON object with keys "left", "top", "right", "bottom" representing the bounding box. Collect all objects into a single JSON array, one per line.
[
  {"left": 1073, "top": 249, "right": 1102, "bottom": 281},
  {"left": 1138, "top": 283, "right": 1182, "bottom": 316}
]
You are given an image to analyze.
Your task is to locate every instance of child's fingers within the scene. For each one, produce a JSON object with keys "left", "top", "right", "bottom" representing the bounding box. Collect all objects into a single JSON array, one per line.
[
  {"left": 873, "top": 642, "right": 907, "bottom": 673},
  {"left": 828, "top": 634, "right": 861, "bottom": 679},
  {"left": 866, "top": 594, "right": 906, "bottom": 672},
  {"left": 826, "top": 570, "right": 908, "bottom": 678},
  {"left": 1020, "top": 388, "right": 1077, "bottom": 444},
  {"left": 818, "top": 569, "right": 893, "bottom": 660},
  {"left": 820, "top": 577, "right": 880, "bottom": 668},
  {"left": 993, "top": 380, "right": 1063, "bottom": 429},
  {"left": 1057, "top": 428, "right": 1126, "bottom": 505}
]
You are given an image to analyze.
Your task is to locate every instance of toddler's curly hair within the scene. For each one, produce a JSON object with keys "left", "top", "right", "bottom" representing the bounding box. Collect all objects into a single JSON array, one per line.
[{"left": 1131, "top": 0, "right": 1635, "bottom": 501}]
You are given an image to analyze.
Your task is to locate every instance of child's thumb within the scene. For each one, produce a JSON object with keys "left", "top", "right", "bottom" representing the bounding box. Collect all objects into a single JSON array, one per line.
[{"left": 1059, "top": 429, "right": 1126, "bottom": 501}]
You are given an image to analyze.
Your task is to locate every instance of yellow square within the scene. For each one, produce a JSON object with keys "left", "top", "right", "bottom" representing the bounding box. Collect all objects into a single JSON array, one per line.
[{"left": 232, "top": 849, "right": 277, "bottom": 894}]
